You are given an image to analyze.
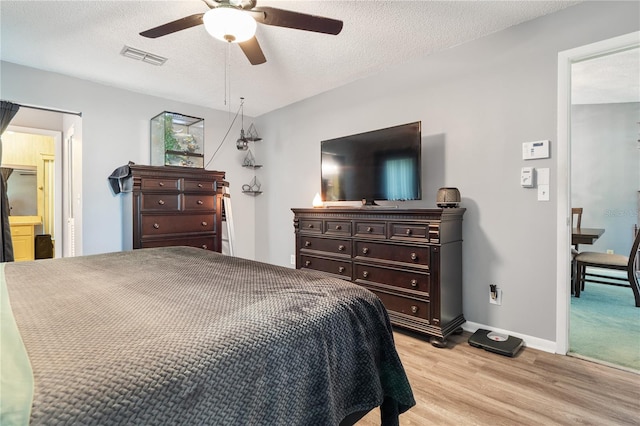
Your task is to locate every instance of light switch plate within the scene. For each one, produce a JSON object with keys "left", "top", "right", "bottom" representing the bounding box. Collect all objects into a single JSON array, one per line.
[
  {"left": 538, "top": 184, "right": 550, "bottom": 201},
  {"left": 537, "top": 168, "right": 550, "bottom": 185}
]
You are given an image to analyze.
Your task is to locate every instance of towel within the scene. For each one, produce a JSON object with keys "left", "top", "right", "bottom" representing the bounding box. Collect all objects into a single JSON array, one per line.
[{"left": 108, "top": 162, "right": 135, "bottom": 194}]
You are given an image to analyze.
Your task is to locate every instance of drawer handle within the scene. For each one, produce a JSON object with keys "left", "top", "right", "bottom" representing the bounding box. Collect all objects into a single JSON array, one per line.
[
  {"left": 201, "top": 221, "right": 208, "bottom": 227},
  {"left": 201, "top": 244, "right": 208, "bottom": 250},
  {"left": 367, "top": 226, "right": 373, "bottom": 232},
  {"left": 158, "top": 199, "right": 165, "bottom": 205},
  {"left": 153, "top": 223, "right": 160, "bottom": 229},
  {"left": 305, "top": 260, "right": 311, "bottom": 267},
  {"left": 304, "top": 241, "right": 311, "bottom": 247},
  {"left": 338, "top": 244, "right": 345, "bottom": 251},
  {"left": 410, "top": 252, "right": 417, "bottom": 261},
  {"left": 362, "top": 271, "right": 369, "bottom": 278},
  {"left": 405, "top": 228, "right": 412, "bottom": 235},
  {"left": 410, "top": 305, "right": 419, "bottom": 314},
  {"left": 362, "top": 247, "right": 369, "bottom": 255},
  {"left": 198, "top": 183, "right": 203, "bottom": 188},
  {"left": 158, "top": 182, "right": 165, "bottom": 187},
  {"left": 410, "top": 279, "right": 418, "bottom": 288},
  {"left": 335, "top": 225, "right": 342, "bottom": 230},
  {"left": 197, "top": 200, "right": 203, "bottom": 205},
  {"left": 338, "top": 266, "right": 345, "bottom": 273},
  {"left": 308, "top": 224, "right": 314, "bottom": 229}
]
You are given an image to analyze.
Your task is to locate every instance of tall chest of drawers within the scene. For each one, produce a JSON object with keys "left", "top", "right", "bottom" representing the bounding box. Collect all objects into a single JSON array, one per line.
[
  {"left": 126, "top": 165, "right": 226, "bottom": 252},
  {"left": 292, "top": 207, "right": 465, "bottom": 346}
]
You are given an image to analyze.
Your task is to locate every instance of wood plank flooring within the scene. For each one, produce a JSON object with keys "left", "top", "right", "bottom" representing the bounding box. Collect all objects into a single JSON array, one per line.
[{"left": 358, "top": 330, "right": 640, "bottom": 425}]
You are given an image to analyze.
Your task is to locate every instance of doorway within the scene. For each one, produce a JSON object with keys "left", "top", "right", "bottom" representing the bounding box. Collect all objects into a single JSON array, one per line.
[
  {"left": 3, "top": 106, "right": 83, "bottom": 259},
  {"left": 556, "top": 32, "right": 640, "bottom": 365},
  {"left": 2, "top": 128, "right": 59, "bottom": 259}
]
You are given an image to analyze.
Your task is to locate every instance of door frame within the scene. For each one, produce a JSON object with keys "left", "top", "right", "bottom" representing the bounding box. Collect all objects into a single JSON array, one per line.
[
  {"left": 555, "top": 31, "right": 640, "bottom": 355},
  {"left": 7, "top": 125, "right": 63, "bottom": 258}
]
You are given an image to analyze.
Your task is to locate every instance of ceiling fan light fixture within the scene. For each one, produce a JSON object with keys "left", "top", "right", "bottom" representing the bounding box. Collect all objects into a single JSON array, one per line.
[{"left": 203, "top": 7, "right": 256, "bottom": 43}]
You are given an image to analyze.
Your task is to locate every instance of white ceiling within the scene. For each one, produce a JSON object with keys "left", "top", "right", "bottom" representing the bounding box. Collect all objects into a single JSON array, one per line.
[
  {"left": 571, "top": 47, "right": 640, "bottom": 105},
  {"left": 0, "top": 0, "right": 599, "bottom": 117}
]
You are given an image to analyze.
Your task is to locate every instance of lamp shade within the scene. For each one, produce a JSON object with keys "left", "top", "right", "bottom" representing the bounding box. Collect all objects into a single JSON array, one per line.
[
  {"left": 436, "top": 187, "right": 461, "bottom": 208},
  {"left": 236, "top": 137, "right": 249, "bottom": 150},
  {"left": 203, "top": 7, "right": 257, "bottom": 43},
  {"left": 312, "top": 193, "right": 323, "bottom": 208}
]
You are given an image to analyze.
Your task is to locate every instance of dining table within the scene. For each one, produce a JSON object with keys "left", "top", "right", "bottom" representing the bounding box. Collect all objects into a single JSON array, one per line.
[{"left": 572, "top": 227, "right": 605, "bottom": 246}]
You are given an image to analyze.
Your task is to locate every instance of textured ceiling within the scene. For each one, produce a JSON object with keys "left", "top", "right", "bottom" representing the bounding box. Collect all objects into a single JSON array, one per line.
[
  {"left": 571, "top": 47, "right": 640, "bottom": 105},
  {"left": 1, "top": 0, "right": 586, "bottom": 117}
]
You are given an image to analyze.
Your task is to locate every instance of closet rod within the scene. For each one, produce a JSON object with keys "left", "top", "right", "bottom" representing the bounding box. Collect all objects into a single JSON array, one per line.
[{"left": 6, "top": 101, "right": 82, "bottom": 117}]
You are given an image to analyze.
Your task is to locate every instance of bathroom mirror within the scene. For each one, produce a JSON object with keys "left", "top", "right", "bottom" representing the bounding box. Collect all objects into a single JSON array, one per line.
[{"left": 2, "top": 165, "right": 38, "bottom": 216}]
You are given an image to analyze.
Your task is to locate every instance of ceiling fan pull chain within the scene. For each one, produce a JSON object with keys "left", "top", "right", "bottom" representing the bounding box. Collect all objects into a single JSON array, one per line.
[
  {"left": 228, "top": 42, "right": 234, "bottom": 114},
  {"left": 224, "top": 41, "right": 229, "bottom": 108}
]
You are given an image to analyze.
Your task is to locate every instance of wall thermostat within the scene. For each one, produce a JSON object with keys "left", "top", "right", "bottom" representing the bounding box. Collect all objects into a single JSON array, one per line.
[
  {"left": 522, "top": 140, "right": 550, "bottom": 160},
  {"left": 521, "top": 167, "right": 534, "bottom": 187}
]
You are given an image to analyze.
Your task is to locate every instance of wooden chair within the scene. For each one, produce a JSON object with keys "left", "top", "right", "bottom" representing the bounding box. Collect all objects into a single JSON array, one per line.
[
  {"left": 573, "top": 229, "right": 640, "bottom": 307},
  {"left": 571, "top": 207, "right": 583, "bottom": 249},
  {"left": 570, "top": 207, "right": 583, "bottom": 290}
]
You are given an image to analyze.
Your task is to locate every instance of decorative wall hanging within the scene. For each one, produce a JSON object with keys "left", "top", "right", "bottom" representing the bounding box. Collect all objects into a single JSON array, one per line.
[
  {"left": 242, "top": 176, "right": 262, "bottom": 195},
  {"left": 242, "top": 150, "right": 255, "bottom": 167}
]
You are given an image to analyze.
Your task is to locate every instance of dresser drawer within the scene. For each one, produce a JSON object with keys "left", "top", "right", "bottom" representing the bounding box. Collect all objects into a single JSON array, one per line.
[
  {"left": 299, "top": 219, "right": 322, "bottom": 234},
  {"left": 184, "top": 179, "right": 216, "bottom": 192},
  {"left": 390, "top": 222, "right": 429, "bottom": 239},
  {"left": 354, "top": 263, "right": 429, "bottom": 295},
  {"left": 141, "top": 214, "right": 214, "bottom": 235},
  {"left": 184, "top": 194, "right": 215, "bottom": 210},
  {"left": 141, "top": 235, "right": 217, "bottom": 251},
  {"left": 141, "top": 193, "right": 180, "bottom": 211},
  {"left": 141, "top": 177, "right": 180, "bottom": 191},
  {"left": 10, "top": 224, "right": 33, "bottom": 237},
  {"left": 300, "top": 255, "right": 352, "bottom": 279},
  {"left": 354, "top": 221, "right": 386, "bottom": 237},
  {"left": 369, "top": 289, "right": 430, "bottom": 322},
  {"left": 325, "top": 220, "right": 351, "bottom": 236},
  {"left": 300, "top": 236, "right": 351, "bottom": 256},
  {"left": 355, "top": 241, "right": 430, "bottom": 268},
  {"left": 428, "top": 224, "right": 440, "bottom": 243}
]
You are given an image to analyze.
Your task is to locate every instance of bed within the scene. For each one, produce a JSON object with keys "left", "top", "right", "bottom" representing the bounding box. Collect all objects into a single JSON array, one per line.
[{"left": 1, "top": 246, "right": 415, "bottom": 425}]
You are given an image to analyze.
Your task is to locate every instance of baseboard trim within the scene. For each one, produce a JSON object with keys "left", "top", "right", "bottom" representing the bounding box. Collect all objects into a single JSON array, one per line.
[{"left": 463, "top": 321, "right": 558, "bottom": 354}]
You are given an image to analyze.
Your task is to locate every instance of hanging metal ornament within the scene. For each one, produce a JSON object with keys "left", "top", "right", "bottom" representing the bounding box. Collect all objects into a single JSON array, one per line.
[{"left": 236, "top": 98, "right": 249, "bottom": 150}]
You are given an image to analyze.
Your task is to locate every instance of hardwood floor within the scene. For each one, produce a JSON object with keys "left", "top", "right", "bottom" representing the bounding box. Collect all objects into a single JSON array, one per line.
[{"left": 358, "top": 330, "right": 640, "bottom": 425}]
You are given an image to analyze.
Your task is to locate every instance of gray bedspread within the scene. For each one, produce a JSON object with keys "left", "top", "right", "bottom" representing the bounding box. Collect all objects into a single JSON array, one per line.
[{"left": 4, "top": 247, "right": 415, "bottom": 425}]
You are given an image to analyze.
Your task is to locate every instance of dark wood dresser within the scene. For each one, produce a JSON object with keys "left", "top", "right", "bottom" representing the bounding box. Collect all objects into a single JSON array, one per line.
[
  {"left": 292, "top": 207, "right": 465, "bottom": 346},
  {"left": 127, "top": 165, "right": 226, "bottom": 252}
]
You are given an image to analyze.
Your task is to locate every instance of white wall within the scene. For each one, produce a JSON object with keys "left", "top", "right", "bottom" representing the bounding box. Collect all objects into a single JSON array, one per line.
[
  {"left": 572, "top": 102, "right": 639, "bottom": 255},
  {"left": 253, "top": 1, "right": 640, "bottom": 343},
  {"left": 1, "top": 63, "right": 257, "bottom": 259}
]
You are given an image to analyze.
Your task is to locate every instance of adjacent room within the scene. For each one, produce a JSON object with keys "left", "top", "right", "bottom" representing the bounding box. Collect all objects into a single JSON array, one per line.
[{"left": 1, "top": 1, "right": 638, "bottom": 425}]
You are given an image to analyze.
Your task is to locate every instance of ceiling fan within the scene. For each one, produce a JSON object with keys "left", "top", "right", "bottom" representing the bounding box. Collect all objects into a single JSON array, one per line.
[{"left": 139, "top": 0, "right": 343, "bottom": 65}]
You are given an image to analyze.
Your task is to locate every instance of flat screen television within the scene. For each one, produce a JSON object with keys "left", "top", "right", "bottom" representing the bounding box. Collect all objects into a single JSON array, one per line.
[{"left": 321, "top": 121, "right": 422, "bottom": 205}]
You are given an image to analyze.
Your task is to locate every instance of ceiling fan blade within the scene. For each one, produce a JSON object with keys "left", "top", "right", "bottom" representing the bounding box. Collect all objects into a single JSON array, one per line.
[
  {"left": 201, "top": 0, "right": 217, "bottom": 9},
  {"left": 140, "top": 14, "right": 204, "bottom": 38},
  {"left": 238, "top": 36, "right": 267, "bottom": 65},
  {"left": 250, "top": 7, "right": 343, "bottom": 35}
]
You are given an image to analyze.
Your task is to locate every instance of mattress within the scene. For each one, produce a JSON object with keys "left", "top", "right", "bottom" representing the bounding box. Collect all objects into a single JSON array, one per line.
[{"left": 1, "top": 246, "right": 414, "bottom": 425}]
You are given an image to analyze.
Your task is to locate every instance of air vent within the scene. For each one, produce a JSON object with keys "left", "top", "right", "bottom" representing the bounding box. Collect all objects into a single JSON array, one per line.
[{"left": 120, "top": 46, "right": 167, "bottom": 66}]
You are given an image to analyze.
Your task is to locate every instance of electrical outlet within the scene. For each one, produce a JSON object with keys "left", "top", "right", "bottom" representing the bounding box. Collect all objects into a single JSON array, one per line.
[
  {"left": 489, "top": 287, "right": 502, "bottom": 305},
  {"left": 606, "top": 249, "right": 614, "bottom": 254},
  {"left": 290, "top": 255, "right": 296, "bottom": 265}
]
